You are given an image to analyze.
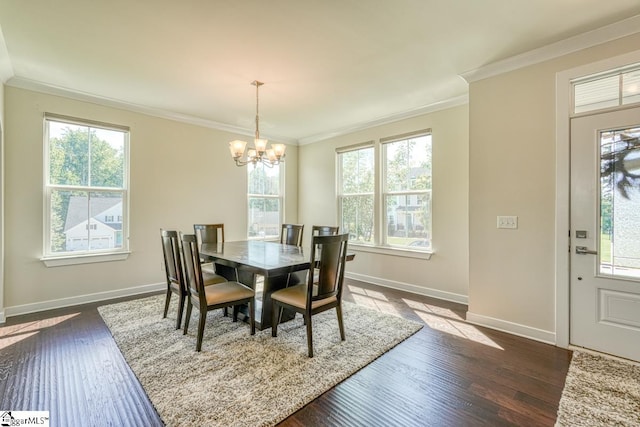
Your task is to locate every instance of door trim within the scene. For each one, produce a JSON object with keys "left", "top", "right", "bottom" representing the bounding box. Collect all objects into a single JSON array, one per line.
[{"left": 555, "top": 49, "right": 640, "bottom": 348}]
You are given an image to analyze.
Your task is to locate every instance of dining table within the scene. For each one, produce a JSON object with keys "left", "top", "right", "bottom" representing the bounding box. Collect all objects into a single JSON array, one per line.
[{"left": 199, "top": 239, "right": 354, "bottom": 331}]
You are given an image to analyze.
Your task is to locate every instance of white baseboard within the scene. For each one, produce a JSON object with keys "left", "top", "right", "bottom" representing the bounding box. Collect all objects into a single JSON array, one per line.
[
  {"left": 466, "top": 311, "right": 556, "bottom": 345},
  {"left": 2, "top": 282, "right": 165, "bottom": 321},
  {"left": 345, "top": 272, "right": 468, "bottom": 305}
]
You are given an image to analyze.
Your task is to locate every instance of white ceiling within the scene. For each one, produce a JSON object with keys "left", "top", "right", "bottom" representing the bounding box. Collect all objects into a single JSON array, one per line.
[{"left": 1, "top": 1, "right": 640, "bottom": 143}]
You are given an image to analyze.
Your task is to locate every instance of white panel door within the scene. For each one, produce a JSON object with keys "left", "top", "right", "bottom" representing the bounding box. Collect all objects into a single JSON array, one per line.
[{"left": 570, "top": 107, "right": 640, "bottom": 362}]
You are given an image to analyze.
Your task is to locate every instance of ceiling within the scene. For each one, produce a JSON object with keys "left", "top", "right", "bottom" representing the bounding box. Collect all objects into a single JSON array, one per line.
[{"left": 1, "top": 1, "right": 640, "bottom": 144}]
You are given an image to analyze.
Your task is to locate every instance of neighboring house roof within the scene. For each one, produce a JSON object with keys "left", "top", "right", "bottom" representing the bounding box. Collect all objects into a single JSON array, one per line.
[
  {"left": 104, "top": 222, "right": 123, "bottom": 231},
  {"left": 64, "top": 196, "right": 121, "bottom": 231}
]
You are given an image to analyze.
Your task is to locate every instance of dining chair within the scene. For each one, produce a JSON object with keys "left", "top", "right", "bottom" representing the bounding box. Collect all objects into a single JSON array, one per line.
[
  {"left": 160, "top": 229, "right": 188, "bottom": 329},
  {"left": 181, "top": 234, "right": 255, "bottom": 351},
  {"left": 193, "top": 223, "right": 228, "bottom": 285},
  {"left": 281, "top": 223, "right": 304, "bottom": 247},
  {"left": 271, "top": 233, "right": 349, "bottom": 357},
  {"left": 310, "top": 225, "right": 340, "bottom": 284},
  {"left": 311, "top": 225, "right": 339, "bottom": 236}
]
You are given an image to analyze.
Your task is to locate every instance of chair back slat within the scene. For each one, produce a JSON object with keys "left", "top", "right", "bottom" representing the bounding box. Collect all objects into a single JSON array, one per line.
[
  {"left": 161, "top": 229, "right": 183, "bottom": 289},
  {"left": 281, "top": 223, "right": 304, "bottom": 247},
  {"left": 308, "top": 233, "right": 348, "bottom": 302},
  {"left": 181, "top": 234, "right": 205, "bottom": 300}
]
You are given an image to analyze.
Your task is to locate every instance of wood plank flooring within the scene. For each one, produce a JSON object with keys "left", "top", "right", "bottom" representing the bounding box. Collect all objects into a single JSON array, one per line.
[{"left": 0, "top": 279, "right": 571, "bottom": 426}]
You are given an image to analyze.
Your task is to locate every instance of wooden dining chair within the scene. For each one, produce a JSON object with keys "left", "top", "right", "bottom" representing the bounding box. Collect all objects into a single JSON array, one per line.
[
  {"left": 181, "top": 234, "right": 255, "bottom": 351},
  {"left": 281, "top": 223, "right": 304, "bottom": 247},
  {"left": 271, "top": 233, "right": 349, "bottom": 357},
  {"left": 193, "top": 224, "right": 228, "bottom": 285},
  {"left": 310, "top": 225, "right": 339, "bottom": 283},
  {"left": 160, "top": 229, "right": 188, "bottom": 329}
]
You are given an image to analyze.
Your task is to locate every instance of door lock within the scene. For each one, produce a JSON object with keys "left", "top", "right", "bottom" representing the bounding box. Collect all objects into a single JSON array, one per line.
[{"left": 575, "top": 246, "right": 598, "bottom": 255}]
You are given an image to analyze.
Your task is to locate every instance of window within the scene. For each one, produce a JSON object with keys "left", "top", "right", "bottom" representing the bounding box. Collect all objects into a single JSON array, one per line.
[
  {"left": 383, "top": 134, "right": 432, "bottom": 249},
  {"left": 338, "top": 145, "right": 375, "bottom": 244},
  {"left": 337, "top": 130, "right": 432, "bottom": 252},
  {"left": 573, "top": 64, "right": 640, "bottom": 114},
  {"left": 247, "top": 162, "right": 282, "bottom": 239},
  {"left": 44, "top": 114, "right": 129, "bottom": 259}
]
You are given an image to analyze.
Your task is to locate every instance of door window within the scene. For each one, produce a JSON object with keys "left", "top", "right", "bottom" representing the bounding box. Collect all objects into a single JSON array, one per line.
[{"left": 599, "top": 126, "right": 640, "bottom": 279}]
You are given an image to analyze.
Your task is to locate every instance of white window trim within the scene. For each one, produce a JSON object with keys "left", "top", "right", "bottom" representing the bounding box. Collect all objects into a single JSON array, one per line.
[
  {"left": 336, "top": 130, "right": 433, "bottom": 258},
  {"left": 41, "top": 251, "right": 131, "bottom": 267},
  {"left": 42, "top": 113, "right": 130, "bottom": 267}
]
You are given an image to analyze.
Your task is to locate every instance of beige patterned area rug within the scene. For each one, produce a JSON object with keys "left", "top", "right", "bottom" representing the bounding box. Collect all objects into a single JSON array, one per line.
[
  {"left": 556, "top": 351, "right": 640, "bottom": 426},
  {"left": 98, "top": 295, "right": 422, "bottom": 427}
]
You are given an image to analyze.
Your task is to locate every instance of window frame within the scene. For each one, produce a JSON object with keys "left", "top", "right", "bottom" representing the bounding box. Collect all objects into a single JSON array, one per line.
[
  {"left": 572, "top": 62, "right": 640, "bottom": 115},
  {"left": 247, "top": 161, "right": 284, "bottom": 240},
  {"left": 381, "top": 132, "right": 432, "bottom": 250},
  {"left": 41, "top": 113, "right": 130, "bottom": 267},
  {"left": 336, "top": 142, "right": 376, "bottom": 246},
  {"left": 336, "top": 130, "right": 433, "bottom": 259}
]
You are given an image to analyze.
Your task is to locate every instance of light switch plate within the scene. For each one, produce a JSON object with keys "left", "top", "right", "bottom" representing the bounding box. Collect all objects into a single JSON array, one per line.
[{"left": 497, "top": 215, "right": 518, "bottom": 229}]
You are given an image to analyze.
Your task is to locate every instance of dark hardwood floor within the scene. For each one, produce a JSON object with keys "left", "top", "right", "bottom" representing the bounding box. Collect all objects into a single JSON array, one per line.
[{"left": 0, "top": 279, "right": 571, "bottom": 426}]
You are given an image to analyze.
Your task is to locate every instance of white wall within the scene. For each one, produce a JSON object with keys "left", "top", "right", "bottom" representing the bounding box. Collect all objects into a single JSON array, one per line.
[
  {"left": 298, "top": 104, "right": 469, "bottom": 302},
  {"left": 3, "top": 87, "right": 297, "bottom": 313},
  {"left": 467, "top": 33, "right": 640, "bottom": 341}
]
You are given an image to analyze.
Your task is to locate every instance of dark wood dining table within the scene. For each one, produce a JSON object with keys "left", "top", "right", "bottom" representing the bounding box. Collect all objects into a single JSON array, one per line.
[
  {"left": 200, "top": 239, "right": 355, "bottom": 331},
  {"left": 199, "top": 240, "right": 312, "bottom": 330}
]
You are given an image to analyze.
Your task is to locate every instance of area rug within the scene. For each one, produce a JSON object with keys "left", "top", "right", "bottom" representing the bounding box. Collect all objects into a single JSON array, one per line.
[
  {"left": 555, "top": 351, "right": 640, "bottom": 426},
  {"left": 98, "top": 295, "right": 422, "bottom": 427}
]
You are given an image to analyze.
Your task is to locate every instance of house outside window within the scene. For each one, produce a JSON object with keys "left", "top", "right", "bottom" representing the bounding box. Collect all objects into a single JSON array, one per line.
[
  {"left": 43, "top": 114, "right": 129, "bottom": 258},
  {"left": 337, "top": 130, "right": 432, "bottom": 252},
  {"left": 247, "top": 162, "right": 282, "bottom": 239}
]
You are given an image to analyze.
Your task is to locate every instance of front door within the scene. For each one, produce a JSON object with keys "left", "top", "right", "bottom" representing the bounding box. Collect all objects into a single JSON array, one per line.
[{"left": 570, "top": 107, "right": 640, "bottom": 362}]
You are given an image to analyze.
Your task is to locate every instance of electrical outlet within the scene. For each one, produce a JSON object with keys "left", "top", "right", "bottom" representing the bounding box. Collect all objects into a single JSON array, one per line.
[{"left": 497, "top": 215, "right": 518, "bottom": 229}]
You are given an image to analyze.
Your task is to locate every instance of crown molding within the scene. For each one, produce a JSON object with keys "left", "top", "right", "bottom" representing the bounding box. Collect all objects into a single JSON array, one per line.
[
  {"left": 6, "top": 76, "right": 298, "bottom": 144},
  {"left": 460, "top": 14, "right": 640, "bottom": 83},
  {"left": 298, "top": 94, "right": 469, "bottom": 145}
]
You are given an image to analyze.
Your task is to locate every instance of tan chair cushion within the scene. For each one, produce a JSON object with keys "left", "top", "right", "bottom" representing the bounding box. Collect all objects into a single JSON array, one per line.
[
  {"left": 271, "top": 284, "right": 337, "bottom": 310},
  {"left": 204, "top": 281, "right": 254, "bottom": 306},
  {"left": 202, "top": 269, "right": 227, "bottom": 285}
]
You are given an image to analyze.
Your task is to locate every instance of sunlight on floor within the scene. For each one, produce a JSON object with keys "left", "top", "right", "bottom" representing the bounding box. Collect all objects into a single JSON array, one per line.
[
  {"left": 352, "top": 294, "right": 400, "bottom": 316},
  {"left": 415, "top": 311, "right": 503, "bottom": 350},
  {"left": 0, "top": 313, "right": 80, "bottom": 351},
  {"left": 347, "top": 284, "right": 503, "bottom": 350},
  {"left": 0, "top": 330, "right": 40, "bottom": 350},
  {"left": 402, "top": 298, "right": 464, "bottom": 321}
]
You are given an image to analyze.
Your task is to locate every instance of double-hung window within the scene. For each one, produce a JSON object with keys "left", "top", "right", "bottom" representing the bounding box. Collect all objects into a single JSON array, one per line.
[
  {"left": 43, "top": 114, "right": 129, "bottom": 262},
  {"left": 337, "top": 144, "right": 375, "bottom": 244},
  {"left": 382, "top": 133, "right": 432, "bottom": 249},
  {"left": 247, "top": 162, "right": 283, "bottom": 239},
  {"left": 337, "top": 130, "right": 432, "bottom": 252}
]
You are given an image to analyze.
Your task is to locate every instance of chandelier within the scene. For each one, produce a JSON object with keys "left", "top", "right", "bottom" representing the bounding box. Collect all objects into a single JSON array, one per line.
[{"left": 228, "top": 81, "right": 286, "bottom": 167}]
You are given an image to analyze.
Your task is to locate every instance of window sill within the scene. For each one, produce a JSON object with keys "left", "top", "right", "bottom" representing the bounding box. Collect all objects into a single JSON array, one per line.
[
  {"left": 41, "top": 251, "right": 131, "bottom": 267},
  {"left": 349, "top": 244, "right": 433, "bottom": 260}
]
